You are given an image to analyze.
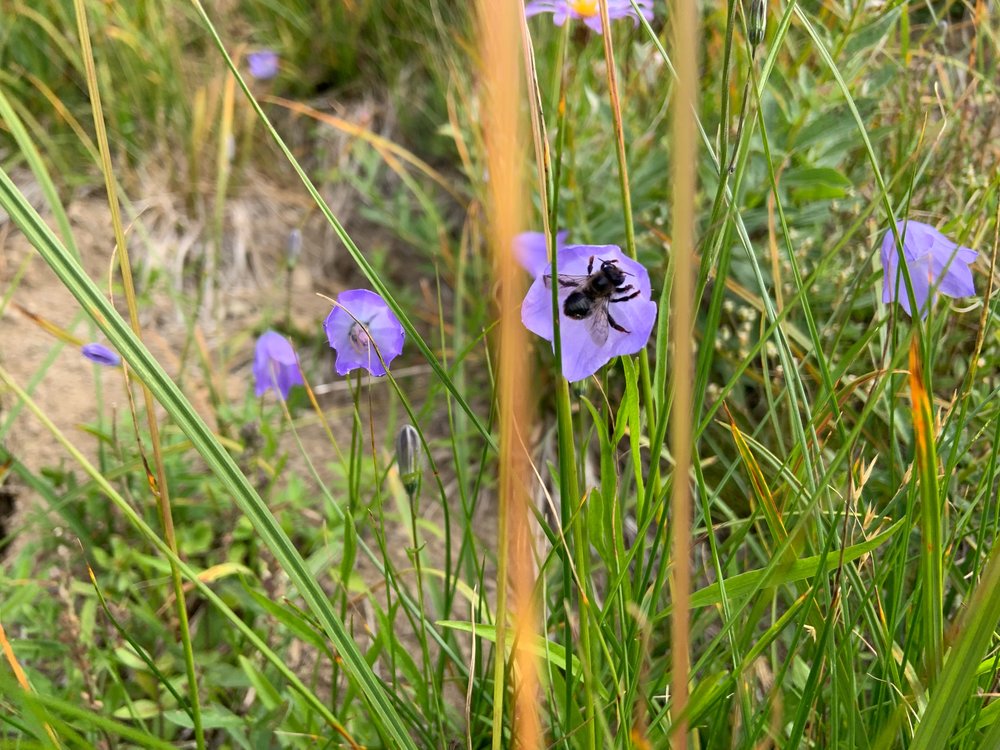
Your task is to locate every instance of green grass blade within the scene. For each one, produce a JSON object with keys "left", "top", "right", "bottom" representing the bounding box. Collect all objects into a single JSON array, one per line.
[{"left": 911, "top": 543, "right": 1000, "bottom": 750}]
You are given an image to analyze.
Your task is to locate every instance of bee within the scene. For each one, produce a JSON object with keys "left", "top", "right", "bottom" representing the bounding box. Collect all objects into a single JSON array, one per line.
[{"left": 544, "top": 256, "right": 641, "bottom": 345}]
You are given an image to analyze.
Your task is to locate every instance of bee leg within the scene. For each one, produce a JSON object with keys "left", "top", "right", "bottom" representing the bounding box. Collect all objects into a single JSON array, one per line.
[
  {"left": 607, "top": 310, "right": 630, "bottom": 334},
  {"left": 587, "top": 256, "right": 595, "bottom": 275},
  {"left": 614, "top": 283, "right": 634, "bottom": 295},
  {"left": 611, "top": 289, "right": 641, "bottom": 303}
]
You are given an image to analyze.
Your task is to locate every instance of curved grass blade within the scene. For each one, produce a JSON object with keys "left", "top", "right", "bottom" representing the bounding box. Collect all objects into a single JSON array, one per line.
[{"left": 909, "top": 336, "right": 943, "bottom": 679}]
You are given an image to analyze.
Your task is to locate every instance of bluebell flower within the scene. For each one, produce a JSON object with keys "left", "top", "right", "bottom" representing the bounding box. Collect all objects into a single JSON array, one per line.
[
  {"left": 881, "top": 220, "right": 978, "bottom": 318},
  {"left": 253, "top": 330, "right": 303, "bottom": 400},
  {"left": 247, "top": 50, "right": 279, "bottom": 80},
  {"left": 324, "top": 290, "right": 405, "bottom": 377},
  {"left": 525, "top": 0, "right": 654, "bottom": 33},
  {"left": 521, "top": 244, "right": 656, "bottom": 382},
  {"left": 81, "top": 343, "right": 120, "bottom": 367}
]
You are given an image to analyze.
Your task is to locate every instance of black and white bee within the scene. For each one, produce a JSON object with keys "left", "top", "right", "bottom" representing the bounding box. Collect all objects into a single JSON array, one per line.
[{"left": 543, "top": 256, "right": 641, "bottom": 345}]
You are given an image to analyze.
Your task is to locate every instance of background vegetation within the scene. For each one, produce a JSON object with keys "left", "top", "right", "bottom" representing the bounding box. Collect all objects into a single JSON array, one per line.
[{"left": 0, "top": 0, "right": 998, "bottom": 747}]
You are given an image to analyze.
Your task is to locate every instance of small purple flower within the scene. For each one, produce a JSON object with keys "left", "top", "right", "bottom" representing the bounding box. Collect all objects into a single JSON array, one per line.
[
  {"left": 881, "top": 220, "right": 978, "bottom": 318},
  {"left": 324, "top": 290, "right": 405, "bottom": 377},
  {"left": 81, "top": 343, "right": 120, "bottom": 367},
  {"left": 253, "top": 330, "right": 303, "bottom": 400},
  {"left": 247, "top": 50, "right": 279, "bottom": 80},
  {"left": 525, "top": 0, "right": 654, "bottom": 33},
  {"left": 515, "top": 230, "right": 568, "bottom": 277},
  {"left": 521, "top": 244, "right": 656, "bottom": 382}
]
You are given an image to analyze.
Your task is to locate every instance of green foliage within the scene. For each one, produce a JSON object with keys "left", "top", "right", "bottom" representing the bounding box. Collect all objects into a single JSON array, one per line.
[{"left": 0, "top": 0, "right": 999, "bottom": 747}]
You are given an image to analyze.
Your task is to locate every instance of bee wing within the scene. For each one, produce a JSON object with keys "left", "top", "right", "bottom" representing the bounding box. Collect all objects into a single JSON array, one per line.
[
  {"left": 585, "top": 300, "right": 611, "bottom": 346},
  {"left": 543, "top": 273, "right": 591, "bottom": 291}
]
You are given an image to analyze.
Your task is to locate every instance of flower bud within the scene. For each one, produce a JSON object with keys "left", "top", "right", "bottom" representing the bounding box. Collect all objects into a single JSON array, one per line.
[
  {"left": 287, "top": 228, "right": 302, "bottom": 269},
  {"left": 748, "top": 0, "right": 766, "bottom": 47},
  {"left": 395, "top": 424, "right": 422, "bottom": 496}
]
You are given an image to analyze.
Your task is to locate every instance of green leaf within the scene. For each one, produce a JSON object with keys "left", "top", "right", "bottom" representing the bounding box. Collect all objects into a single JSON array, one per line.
[
  {"left": 687, "top": 520, "right": 902, "bottom": 609},
  {"left": 437, "top": 620, "right": 582, "bottom": 674}
]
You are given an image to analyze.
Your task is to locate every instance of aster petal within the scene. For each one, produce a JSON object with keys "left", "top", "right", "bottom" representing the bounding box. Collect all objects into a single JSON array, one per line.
[{"left": 525, "top": 0, "right": 560, "bottom": 16}]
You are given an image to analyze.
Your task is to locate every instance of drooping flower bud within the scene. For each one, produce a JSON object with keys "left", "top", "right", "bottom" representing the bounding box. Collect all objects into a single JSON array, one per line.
[
  {"left": 395, "top": 424, "right": 422, "bottom": 497},
  {"left": 287, "top": 228, "right": 302, "bottom": 269},
  {"left": 748, "top": 0, "right": 766, "bottom": 47}
]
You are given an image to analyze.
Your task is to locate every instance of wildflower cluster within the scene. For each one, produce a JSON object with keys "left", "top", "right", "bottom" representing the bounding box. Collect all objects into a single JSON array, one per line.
[{"left": 251, "top": 290, "right": 405, "bottom": 401}]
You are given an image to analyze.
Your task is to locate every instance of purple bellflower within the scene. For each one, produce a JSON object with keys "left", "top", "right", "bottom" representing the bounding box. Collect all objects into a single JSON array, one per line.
[
  {"left": 253, "top": 330, "right": 303, "bottom": 400},
  {"left": 324, "top": 289, "right": 405, "bottom": 377},
  {"left": 81, "top": 343, "right": 121, "bottom": 367},
  {"left": 881, "top": 220, "right": 978, "bottom": 318},
  {"left": 247, "top": 50, "right": 279, "bottom": 80},
  {"left": 521, "top": 244, "right": 656, "bottom": 382},
  {"left": 525, "top": 0, "right": 654, "bottom": 33},
  {"left": 515, "top": 230, "right": 568, "bottom": 277}
]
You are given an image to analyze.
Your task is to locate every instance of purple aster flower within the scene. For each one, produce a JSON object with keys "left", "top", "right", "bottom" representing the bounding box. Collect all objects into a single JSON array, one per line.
[
  {"left": 881, "top": 220, "right": 978, "bottom": 318},
  {"left": 253, "top": 330, "right": 303, "bottom": 400},
  {"left": 81, "top": 343, "right": 120, "bottom": 367},
  {"left": 247, "top": 50, "right": 279, "bottom": 80},
  {"left": 324, "top": 290, "right": 405, "bottom": 377},
  {"left": 524, "top": 0, "right": 654, "bottom": 33},
  {"left": 521, "top": 244, "right": 656, "bottom": 382},
  {"left": 515, "top": 230, "right": 568, "bottom": 277}
]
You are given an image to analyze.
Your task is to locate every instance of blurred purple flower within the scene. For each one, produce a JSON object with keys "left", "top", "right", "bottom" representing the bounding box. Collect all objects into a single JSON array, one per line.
[
  {"left": 324, "top": 290, "right": 405, "bottom": 377},
  {"left": 81, "top": 343, "right": 120, "bottom": 367},
  {"left": 253, "top": 330, "right": 303, "bottom": 400},
  {"left": 247, "top": 50, "right": 279, "bottom": 80},
  {"left": 515, "top": 230, "right": 568, "bottom": 277},
  {"left": 525, "top": 0, "right": 654, "bottom": 33},
  {"left": 881, "top": 220, "right": 978, "bottom": 318},
  {"left": 521, "top": 244, "right": 656, "bottom": 382}
]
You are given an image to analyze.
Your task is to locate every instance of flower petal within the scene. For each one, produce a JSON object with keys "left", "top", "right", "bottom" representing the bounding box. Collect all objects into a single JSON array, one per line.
[
  {"left": 253, "top": 331, "right": 301, "bottom": 399},
  {"left": 514, "top": 230, "right": 568, "bottom": 276},
  {"left": 325, "top": 289, "right": 405, "bottom": 377},
  {"left": 81, "top": 343, "right": 120, "bottom": 367}
]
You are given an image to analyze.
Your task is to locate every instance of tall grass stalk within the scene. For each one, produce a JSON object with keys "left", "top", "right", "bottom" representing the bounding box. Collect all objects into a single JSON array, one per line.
[
  {"left": 668, "top": 0, "right": 699, "bottom": 741},
  {"left": 479, "top": 0, "right": 541, "bottom": 745},
  {"left": 71, "top": 1, "right": 205, "bottom": 747}
]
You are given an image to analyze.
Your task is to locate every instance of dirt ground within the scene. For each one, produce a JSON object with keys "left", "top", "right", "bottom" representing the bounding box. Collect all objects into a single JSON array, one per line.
[{"left": 0, "top": 144, "right": 465, "bottom": 553}]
